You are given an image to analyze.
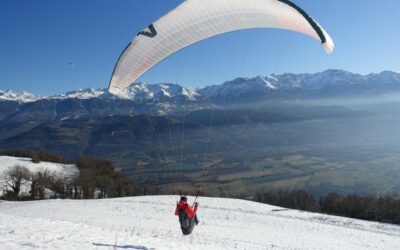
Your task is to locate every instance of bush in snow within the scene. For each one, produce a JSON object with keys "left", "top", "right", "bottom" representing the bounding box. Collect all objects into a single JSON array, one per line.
[
  {"left": 255, "top": 189, "right": 400, "bottom": 225},
  {"left": 0, "top": 151, "right": 140, "bottom": 200},
  {"left": 256, "top": 189, "right": 320, "bottom": 212},
  {"left": 1, "top": 165, "right": 32, "bottom": 200},
  {"left": 75, "top": 156, "right": 139, "bottom": 199}
]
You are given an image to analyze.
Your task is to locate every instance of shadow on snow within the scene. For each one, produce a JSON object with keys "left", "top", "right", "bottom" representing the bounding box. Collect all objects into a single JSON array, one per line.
[{"left": 92, "top": 243, "right": 153, "bottom": 250}]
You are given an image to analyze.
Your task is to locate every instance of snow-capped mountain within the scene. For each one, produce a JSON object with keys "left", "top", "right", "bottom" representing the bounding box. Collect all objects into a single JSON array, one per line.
[
  {"left": 29, "top": 83, "right": 200, "bottom": 103},
  {"left": 117, "top": 83, "right": 199, "bottom": 102},
  {"left": 369, "top": 70, "right": 400, "bottom": 83},
  {"left": 0, "top": 84, "right": 199, "bottom": 104},
  {"left": 200, "top": 70, "right": 400, "bottom": 102},
  {"left": 0, "top": 90, "right": 42, "bottom": 103},
  {"left": 1, "top": 70, "right": 400, "bottom": 115},
  {"left": 199, "top": 75, "right": 278, "bottom": 101},
  {"left": 50, "top": 88, "right": 106, "bottom": 100}
]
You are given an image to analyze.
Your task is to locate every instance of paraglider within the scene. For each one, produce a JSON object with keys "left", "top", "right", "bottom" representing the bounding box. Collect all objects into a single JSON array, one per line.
[
  {"left": 68, "top": 62, "right": 75, "bottom": 71},
  {"left": 175, "top": 196, "right": 200, "bottom": 235},
  {"left": 109, "top": 0, "right": 334, "bottom": 95},
  {"left": 108, "top": 0, "right": 334, "bottom": 235}
]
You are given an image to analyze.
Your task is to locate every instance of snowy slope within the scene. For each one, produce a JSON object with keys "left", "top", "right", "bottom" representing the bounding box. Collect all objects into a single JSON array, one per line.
[
  {"left": 0, "top": 196, "right": 399, "bottom": 250},
  {"left": 0, "top": 156, "right": 79, "bottom": 196},
  {"left": 0, "top": 156, "right": 78, "bottom": 177}
]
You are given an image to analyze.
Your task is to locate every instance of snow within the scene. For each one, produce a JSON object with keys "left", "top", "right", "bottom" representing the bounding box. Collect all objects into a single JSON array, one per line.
[
  {"left": 3, "top": 70, "right": 400, "bottom": 105},
  {"left": 0, "top": 90, "right": 42, "bottom": 103},
  {"left": 0, "top": 156, "right": 78, "bottom": 178},
  {"left": 199, "top": 76, "right": 279, "bottom": 100},
  {"left": 0, "top": 196, "right": 399, "bottom": 250},
  {"left": 181, "top": 87, "right": 199, "bottom": 101},
  {"left": 50, "top": 88, "right": 106, "bottom": 100},
  {"left": 111, "top": 83, "right": 199, "bottom": 102},
  {"left": 262, "top": 78, "right": 277, "bottom": 90},
  {"left": 0, "top": 156, "right": 79, "bottom": 197},
  {"left": 117, "top": 83, "right": 154, "bottom": 100}
]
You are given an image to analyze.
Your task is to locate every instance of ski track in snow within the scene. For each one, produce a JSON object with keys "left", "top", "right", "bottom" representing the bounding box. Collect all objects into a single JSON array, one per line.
[{"left": 0, "top": 196, "right": 399, "bottom": 250}]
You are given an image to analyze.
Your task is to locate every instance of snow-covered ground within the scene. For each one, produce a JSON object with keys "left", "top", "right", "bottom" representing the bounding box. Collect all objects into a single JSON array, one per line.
[
  {"left": 0, "top": 196, "right": 399, "bottom": 250},
  {"left": 0, "top": 156, "right": 79, "bottom": 196},
  {"left": 0, "top": 157, "right": 399, "bottom": 249},
  {"left": 0, "top": 156, "right": 78, "bottom": 177}
]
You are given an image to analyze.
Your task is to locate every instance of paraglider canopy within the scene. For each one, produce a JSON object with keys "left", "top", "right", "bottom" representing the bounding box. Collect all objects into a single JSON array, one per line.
[{"left": 109, "top": 0, "right": 334, "bottom": 95}]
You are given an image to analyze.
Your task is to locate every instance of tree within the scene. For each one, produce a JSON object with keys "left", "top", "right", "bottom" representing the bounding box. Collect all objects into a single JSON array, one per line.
[
  {"left": 77, "top": 168, "right": 96, "bottom": 199},
  {"left": 30, "top": 171, "right": 52, "bottom": 199},
  {"left": 2, "top": 165, "right": 31, "bottom": 200},
  {"left": 75, "top": 156, "right": 139, "bottom": 199}
]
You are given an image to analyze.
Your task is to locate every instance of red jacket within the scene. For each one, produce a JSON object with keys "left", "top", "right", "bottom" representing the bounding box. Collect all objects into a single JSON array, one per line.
[{"left": 175, "top": 201, "right": 198, "bottom": 219}]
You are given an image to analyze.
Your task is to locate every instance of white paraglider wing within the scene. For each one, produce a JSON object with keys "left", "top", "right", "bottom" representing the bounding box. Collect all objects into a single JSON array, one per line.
[{"left": 109, "top": 0, "right": 334, "bottom": 94}]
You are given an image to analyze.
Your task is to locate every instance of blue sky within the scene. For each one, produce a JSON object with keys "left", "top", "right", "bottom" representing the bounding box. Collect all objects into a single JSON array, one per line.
[{"left": 1, "top": 0, "right": 400, "bottom": 95}]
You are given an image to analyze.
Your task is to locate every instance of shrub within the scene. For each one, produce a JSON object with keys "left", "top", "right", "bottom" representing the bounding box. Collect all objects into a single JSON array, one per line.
[
  {"left": 1, "top": 165, "right": 32, "bottom": 200},
  {"left": 255, "top": 189, "right": 400, "bottom": 225}
]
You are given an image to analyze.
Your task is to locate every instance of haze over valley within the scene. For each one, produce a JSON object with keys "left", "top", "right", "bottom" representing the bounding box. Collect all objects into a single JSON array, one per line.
[{"left": 1, "top": 70, "right": 400, "bottom": 196}]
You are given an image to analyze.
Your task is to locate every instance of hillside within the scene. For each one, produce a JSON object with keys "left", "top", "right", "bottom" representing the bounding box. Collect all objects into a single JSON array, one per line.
[
  {"left": 1, "top": 70, "right": 400, "bottom": 196},
  {"left": 0, "top": 156, "right": 79, "bottom": 198},
  {"left": 0, "top": 196, "right": 399, "bottom": 249},
  {"left": 0, "top": 156, "right": 78, "bottom": 178}
]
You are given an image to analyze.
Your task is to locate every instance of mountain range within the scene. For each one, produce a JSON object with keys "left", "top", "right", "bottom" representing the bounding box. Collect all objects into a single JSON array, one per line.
[
  {"left": 2, "top": 69, "right": 400, "bottom": 106},
  {"left": 1, "top": 69, "right": 399, "bottom": 123},
  {"left": 2, "top": 69, "right": 400, "bottom": 194}
]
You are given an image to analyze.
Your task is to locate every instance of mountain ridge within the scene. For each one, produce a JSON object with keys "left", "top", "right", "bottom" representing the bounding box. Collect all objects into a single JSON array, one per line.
[{"left": 2, "top": 69, "right": 400, "bottom": 104}]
